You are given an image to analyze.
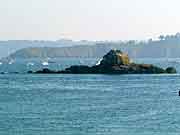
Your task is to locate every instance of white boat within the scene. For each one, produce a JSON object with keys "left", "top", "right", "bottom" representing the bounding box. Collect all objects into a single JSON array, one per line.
[
  {"left": 7, "top": 49, "right": 15, "bottom": 65},
  {"left": 95, "top": 58, "right": 102, "bottom": 66},
  {"left": 41, "top": 54, "right": 50, "bottom": 66},
  {"left": 42, "top": 61, "right": 49, "bottom": 66},
  {"left": 0, "top": 62, "right": 2, "bottom": 65},
  {"left": 8, "top": 59, "right": 15, "bottom": 65}
]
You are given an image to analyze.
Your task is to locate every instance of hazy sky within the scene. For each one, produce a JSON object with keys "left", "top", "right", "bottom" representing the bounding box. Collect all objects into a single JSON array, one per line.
[{"left": 0, "top": 0, "right": 180, "bottom": 41}]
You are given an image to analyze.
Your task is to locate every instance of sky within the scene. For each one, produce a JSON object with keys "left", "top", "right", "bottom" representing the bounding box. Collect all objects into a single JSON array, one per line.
[{"left": 0, "top": 0, "right": 180, "bottom": 41}]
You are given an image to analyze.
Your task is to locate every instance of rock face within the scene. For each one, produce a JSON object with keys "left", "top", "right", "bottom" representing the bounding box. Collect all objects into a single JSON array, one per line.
[
  {"left": 165, "top": 67, "right": 177, "bottom": 74},
  {"left": 100, "top": 50, "right": 130, "bottom": 66},
  {"left": 31, "top": 50, "right": 177, "bottom": 74}
]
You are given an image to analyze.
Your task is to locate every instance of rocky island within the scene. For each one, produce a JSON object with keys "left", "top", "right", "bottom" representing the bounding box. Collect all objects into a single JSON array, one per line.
[{"left": 29, "top": 50, "right": 177, "bottom": 74}]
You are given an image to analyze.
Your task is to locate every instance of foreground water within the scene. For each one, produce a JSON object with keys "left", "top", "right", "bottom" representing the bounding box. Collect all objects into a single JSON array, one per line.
[
  {"left": 0, "top": 73, "right": 180, "bottom": 135},
  {"left": 0, "top": 58, "right": 180, "bottom": 134}
]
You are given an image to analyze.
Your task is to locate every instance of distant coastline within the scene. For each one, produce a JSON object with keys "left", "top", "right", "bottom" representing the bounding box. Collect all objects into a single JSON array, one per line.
[{"left": 1, "top": 33, "right": 180, "bottom": 60}]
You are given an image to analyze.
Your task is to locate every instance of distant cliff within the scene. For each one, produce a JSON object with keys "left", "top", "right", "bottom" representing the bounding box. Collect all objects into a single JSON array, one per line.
[
  {"left": 0, "top": 39, "right": 95, "bottom": 58},
  {"left": 6, "top": 45, "right": 112, "bottom": 59},
  {"left": 2, "top": 33, "right": 180, "bottom": 59},
  {"left": 4, "top": 42, "right": 180, "bottom": 59}
]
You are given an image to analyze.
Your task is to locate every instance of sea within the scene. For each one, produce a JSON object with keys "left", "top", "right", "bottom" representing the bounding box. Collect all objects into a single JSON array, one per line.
[{"left": 0, "top": 58, "right": 180, "bottom": 135}]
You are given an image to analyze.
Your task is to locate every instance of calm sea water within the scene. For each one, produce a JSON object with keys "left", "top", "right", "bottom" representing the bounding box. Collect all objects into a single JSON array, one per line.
[{"left": 0, "top": 58, "right": 180, "bottom": 135}]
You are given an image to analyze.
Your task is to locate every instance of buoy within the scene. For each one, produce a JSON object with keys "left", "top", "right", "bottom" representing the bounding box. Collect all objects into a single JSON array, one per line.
[{"left": 179, "top": 91, "right": 180, "bottom": 96}]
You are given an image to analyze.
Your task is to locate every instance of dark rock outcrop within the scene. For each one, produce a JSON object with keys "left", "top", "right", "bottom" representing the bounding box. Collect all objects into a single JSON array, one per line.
[
  {"left": 34, "top": 68, "right": 57, "bottom": 74},
  {"left": 165, "top": 67, "right": 177, "bottom": 74},
  {"left": 31, "top": 50, "right": 177, "bottom": 74}
]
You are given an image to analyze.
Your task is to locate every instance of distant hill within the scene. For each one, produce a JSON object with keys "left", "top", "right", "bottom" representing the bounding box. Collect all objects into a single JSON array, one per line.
[
  {"left": 0, "top": 39, "right": 95, "bottom": 58},
  {"left": 5, "top": 45, "right": 113, "bottom": 59},
  {"left": 4, "top": 41, "right": 180, "bottom": 59},
  {"left": 2, "top": 33, "right": 180, "bottom": 59}
]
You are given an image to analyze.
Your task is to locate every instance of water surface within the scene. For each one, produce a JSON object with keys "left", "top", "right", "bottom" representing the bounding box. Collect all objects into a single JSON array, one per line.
[{"left": 0, "top": 73, "right": 180, "bottom": 135}]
